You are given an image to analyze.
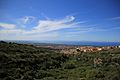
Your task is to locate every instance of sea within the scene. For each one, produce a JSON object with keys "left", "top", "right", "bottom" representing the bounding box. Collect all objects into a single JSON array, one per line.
[{"left": 5, "top": 40, "right": 120, "bottom": 46}]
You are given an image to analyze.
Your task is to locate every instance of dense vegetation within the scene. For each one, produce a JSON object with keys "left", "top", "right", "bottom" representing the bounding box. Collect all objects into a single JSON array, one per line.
[{"left": 0, "top": 42, "right": 120, "bottom": 80}]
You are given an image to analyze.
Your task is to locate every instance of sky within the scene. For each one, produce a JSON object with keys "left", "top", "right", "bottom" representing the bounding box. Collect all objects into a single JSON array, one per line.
[{"left": 0, "top": 0, "right": 120, "bottom": 42}]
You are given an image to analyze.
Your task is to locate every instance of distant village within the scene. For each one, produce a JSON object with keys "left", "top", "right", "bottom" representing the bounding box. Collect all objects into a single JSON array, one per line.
[
  {"left": 61, "top": 45, "right": 120, "bottom": 54},
  {"left": 36, "top": 45, "right": 120, "bottom": 54}
]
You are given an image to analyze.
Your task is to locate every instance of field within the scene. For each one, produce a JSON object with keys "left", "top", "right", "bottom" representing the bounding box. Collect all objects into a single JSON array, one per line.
[{"left": 0, "top": 42, "right": 120, "bottom": 80}]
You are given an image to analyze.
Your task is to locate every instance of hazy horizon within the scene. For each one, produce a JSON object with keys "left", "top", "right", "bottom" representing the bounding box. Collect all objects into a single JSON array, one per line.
[{"left": 1, "top": 39, "right": 120, "bottom": 42}]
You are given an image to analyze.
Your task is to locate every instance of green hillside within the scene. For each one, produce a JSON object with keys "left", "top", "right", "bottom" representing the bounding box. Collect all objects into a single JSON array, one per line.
[{"left": 0, "top": 42, "right": 120, "bottom": 80}]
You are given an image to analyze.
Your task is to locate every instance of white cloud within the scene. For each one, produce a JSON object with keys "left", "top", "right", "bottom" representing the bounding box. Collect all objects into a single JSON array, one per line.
[
  {"left": 20, "top": 16, "right": 35, "bottom": 24},
  {"left": 17, "top": 32, "right": 58, "bottom": 40},
  {"left": 110, "top": 16, "right": 120, "bottom": 20},
  {"left": 0, "top": 29, "right": 23, "bottom": 34},
  {"left": 0, "top": 29, "right": 58, "bottom": 40},
  {"left": 41, "top": 13, "right": 50, "bottom": 20},
  {"left": 3, "top": 15, "right": 84, "bottom": 34},
  {"left": 0, "top": 15, "right": 80, "bottom": 40},
  {"left": 0, "top": 15, "right": 90, "bottom": 40},
  {"left": 0, "top": 23, "right": 16, "bottom": 29},
  {"left": 31, "top": 16, "right": 81, "bottom": 33}
]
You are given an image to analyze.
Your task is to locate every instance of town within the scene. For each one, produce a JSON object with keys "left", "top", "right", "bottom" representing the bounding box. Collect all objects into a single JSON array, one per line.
[
  {"left": 61, "top": 45, "right": 120, "bottom": 54},
  {"left": 36, "top": 45, "right": 120, "bottom": 54}
]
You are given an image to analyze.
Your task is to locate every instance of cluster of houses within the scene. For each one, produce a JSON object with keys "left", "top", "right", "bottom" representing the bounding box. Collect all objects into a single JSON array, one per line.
[
  {"left": 36, "top": 44, "right": 120, "bottom": 54},
  {"left": 60, "top": 45, "right": 120, "bottom": 54},
  {"left": 76, "top": 45, "right": 120, "bottom": 52},
  {"left": 76, "top": 46, "right": 102, "bottom": 52}
]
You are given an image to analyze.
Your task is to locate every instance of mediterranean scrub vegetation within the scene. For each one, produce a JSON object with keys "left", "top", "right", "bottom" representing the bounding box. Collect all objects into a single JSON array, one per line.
[{"left": 0, "top": 42, "right": 120, "bottom": 80}]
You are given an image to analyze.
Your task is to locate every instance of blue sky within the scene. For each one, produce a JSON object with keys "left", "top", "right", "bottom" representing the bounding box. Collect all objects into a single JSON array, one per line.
[{"left": 0, "top": 0, "right": 120, "bottom": 42}]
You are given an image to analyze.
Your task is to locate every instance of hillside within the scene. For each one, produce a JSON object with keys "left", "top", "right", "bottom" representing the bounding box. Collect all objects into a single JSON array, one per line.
[{"left": 0, "top": 42, "right": 120, "bottom": 80}]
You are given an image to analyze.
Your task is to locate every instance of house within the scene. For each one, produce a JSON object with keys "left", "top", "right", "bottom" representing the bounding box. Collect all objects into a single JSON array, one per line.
[
  {"left": 97, "top": 48, "right": 102, "bottom": 51},
  {"left": 76, "top": 48, "right": 80, "bottom": 52},
  {"left": 118, "top": 45, "right": 120, "bottom": 48}
]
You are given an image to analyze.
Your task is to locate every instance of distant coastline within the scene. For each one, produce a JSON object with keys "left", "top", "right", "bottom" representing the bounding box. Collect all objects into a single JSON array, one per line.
[{"left": 2, "top": 40, "right": 120, "bottom": 47}]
